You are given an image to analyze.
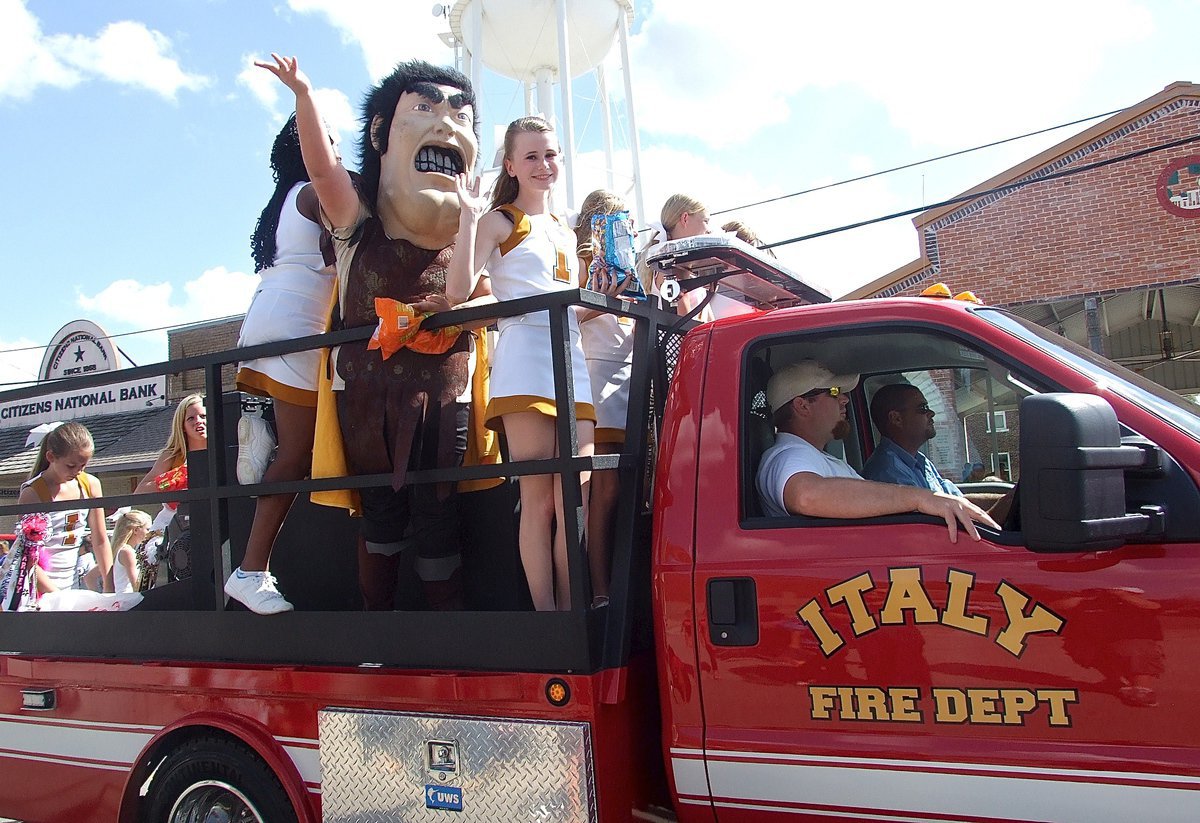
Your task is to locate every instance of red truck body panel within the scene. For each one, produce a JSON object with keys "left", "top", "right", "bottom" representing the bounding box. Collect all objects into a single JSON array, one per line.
[
  {"left": 0, "top": 656, "right": 665, "bottom": 823},
  {"left": 655, "top": 298, "right": 1200, "bottom": 821}
]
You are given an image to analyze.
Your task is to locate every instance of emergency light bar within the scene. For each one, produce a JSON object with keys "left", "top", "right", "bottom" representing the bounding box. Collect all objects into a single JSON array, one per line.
[{"left": 645, "top": 235, "right": 832, "bottom": 309}]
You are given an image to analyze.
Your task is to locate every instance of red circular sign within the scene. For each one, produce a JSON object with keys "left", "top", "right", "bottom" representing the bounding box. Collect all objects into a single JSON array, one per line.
[{"left": 1156, "top": 155, "right": 1200, "bottom": 218}]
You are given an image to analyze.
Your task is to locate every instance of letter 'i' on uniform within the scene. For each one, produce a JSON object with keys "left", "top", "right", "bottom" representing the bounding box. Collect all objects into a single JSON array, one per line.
[{"left": 554, "top": 247, "right": 570, "bottom": 282}]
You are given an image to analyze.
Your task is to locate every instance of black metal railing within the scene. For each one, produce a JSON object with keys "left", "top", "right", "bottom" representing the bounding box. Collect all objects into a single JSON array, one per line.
[{"left": 0, "top": 290, "right": 692, "bottom": 674}]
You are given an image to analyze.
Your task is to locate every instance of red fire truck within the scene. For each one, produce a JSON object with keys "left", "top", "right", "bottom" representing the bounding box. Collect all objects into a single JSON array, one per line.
[{"left": 1, "top": 238, "right": 1198, "bottom": 822}]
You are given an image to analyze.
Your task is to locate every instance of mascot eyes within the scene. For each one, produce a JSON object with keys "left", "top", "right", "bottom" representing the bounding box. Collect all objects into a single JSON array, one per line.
[{"left": 414, "top": 146, "right": 465, "bottom": 176}]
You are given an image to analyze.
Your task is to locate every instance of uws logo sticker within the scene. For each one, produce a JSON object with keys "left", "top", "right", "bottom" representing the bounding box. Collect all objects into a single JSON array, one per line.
[{"left": 797, "top": 567, "right": 1076, "bottom": 727}]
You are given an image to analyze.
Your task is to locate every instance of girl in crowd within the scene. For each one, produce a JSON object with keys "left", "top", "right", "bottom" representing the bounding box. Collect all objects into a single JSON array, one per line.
[
  {"left": 135, "top": 393, "right": 207, "bottom": 551},
  {"left": 575, "top": 189, "right": 636, "bottom": 607},
  {"left": 111, "top": 509, "right": 153, "bottom": 594},
  {"left": 136, "top": 394, "right": 207, "bottom": 496},
  {"left": 224, "top": 113, "right": 339, "bottom": 615},
  {"left": 448, "top": 116, "right": 596, "bottom": 611},
  {"left": 19, "top": 422, "right": 113, "bottom": 593}
]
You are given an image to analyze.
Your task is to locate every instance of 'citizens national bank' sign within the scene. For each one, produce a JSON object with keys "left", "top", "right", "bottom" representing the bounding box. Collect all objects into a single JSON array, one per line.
[{"left": 0, "top": 319, "right": 166, "bottom": 430}]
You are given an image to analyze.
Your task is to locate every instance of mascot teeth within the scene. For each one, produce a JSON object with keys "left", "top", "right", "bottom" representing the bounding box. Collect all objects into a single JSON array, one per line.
[{"left": 415, "top": 146, "right": 464, "bottom": 176}]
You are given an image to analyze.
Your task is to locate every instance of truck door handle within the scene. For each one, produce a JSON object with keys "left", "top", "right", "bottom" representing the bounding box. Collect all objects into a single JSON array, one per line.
[{"left": 707, "top": 577, "right": 758, "bottom": 647}]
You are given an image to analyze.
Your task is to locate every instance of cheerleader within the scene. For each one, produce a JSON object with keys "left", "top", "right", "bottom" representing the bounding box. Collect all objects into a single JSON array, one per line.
[
  {"left": 575, "top": 189, "right": 637, "bottom": 607},
  {"left": 638, "top": 193, "right": 717, "bottom": 321},
  {"left": 19, "top": 422, "right": 113, "bottom": 594},
  {"left": 225, "top": 112, "right": 338, "bottom": 615},
  {"left": 447, "top": 116, "right": 595, "bottom": 611}
]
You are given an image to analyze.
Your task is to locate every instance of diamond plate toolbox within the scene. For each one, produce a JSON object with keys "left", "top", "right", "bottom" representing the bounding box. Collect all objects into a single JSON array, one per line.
[{"left": 318, "top": 708, "right": 597, "bottom": 822}]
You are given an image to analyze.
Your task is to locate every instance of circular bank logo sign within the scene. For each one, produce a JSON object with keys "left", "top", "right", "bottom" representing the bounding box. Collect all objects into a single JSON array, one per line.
[
  {"left": 39, "top": 319, "right": 119, "bottom": 380},
  {"left": 1156, "top": 155, "right": 1200, "bottom": 218}
]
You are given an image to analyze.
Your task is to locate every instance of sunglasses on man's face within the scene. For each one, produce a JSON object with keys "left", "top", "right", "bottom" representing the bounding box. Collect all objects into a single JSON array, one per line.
[{"left": 801, "top": 386, "right": 842, "bottom": 399}]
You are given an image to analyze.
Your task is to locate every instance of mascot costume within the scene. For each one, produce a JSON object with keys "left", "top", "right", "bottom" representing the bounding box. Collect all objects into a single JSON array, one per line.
[{"left": 262, "top": 54, "right": 501, "bottom": 610}]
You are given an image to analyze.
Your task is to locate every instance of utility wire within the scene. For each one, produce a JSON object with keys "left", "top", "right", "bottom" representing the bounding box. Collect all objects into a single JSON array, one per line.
[
  {"left": 0, "top": 107, "right": 1174, "bottom": 375},
  {"left": 712, "top": 107, "right": 1124, "bottom": 217},
  {"left": 0, "top": 314, "right": 246, "bottom": 357},
  {"left": 0, "top": 314, "right": 245, "bottom": 387},
  {"left": 762, "top": 131, "right": 1200, "bottom": 251}
]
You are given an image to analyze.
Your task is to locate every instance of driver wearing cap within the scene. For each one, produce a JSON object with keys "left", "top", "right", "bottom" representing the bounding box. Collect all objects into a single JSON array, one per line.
[{"left": 756, "top": 359, "right": 998, "bottom": 543}]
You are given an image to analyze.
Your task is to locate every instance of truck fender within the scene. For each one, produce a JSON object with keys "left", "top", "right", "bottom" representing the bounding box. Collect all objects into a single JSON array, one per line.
[{"left": 117, "top": 710, "right": 317, "bottom": 823}]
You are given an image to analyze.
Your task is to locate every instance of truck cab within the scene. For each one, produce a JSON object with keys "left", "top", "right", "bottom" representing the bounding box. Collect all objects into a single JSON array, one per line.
[{"left": 653, "top": 288, "right": 1200, "bottom": 821}]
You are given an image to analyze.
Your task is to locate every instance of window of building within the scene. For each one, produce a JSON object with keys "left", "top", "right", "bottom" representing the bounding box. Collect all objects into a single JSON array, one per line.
[{"left": 991, "top": 452, "right": 1012, "bottom": 482}]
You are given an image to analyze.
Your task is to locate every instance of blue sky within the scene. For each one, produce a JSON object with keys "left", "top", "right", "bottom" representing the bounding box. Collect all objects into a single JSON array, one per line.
[{"left": 2, "top": 0, "right": 1198, "bottom": 386}]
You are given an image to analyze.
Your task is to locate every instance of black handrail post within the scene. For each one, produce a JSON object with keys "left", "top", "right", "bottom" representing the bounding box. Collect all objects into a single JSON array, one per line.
[
  {"left": 202, "top": 364, "right": 229, "bottom": 611},
  {"left": 547, "top": 293, "right": 589, "bottom": 612},
  {"left": 599, "top": 305, "right": 656, "bottom": 666}
]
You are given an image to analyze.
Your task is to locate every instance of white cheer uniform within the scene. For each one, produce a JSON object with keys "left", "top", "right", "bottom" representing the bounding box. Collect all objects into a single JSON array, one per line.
[
  {"left": 21, "top": 472, "right": 95, "bottom": 591},
  {"left": 484, "top": 205, "right": 595, "bottom": 431},
  {"left": 580, "top": 250, "right": 635, "bottom": 443},
  {"left": 236, "top": 182, "right": 335, "bottom": 407}
]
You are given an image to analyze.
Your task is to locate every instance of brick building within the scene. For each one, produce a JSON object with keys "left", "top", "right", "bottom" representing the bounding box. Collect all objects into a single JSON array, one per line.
[
  {"left": 848, "top": 81, "right": 1200, "bottom": 395},
  {"left": 845, "top": 82, "right": 1200, "bottom": 483},
  {"left": 168, "top": 316, "right": 241, "bottom": 399}
]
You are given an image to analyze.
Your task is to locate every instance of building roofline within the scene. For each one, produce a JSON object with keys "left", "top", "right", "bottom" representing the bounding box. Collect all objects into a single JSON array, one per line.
[
  {"left": 853, "top": 82, "right": 1200, "bottom": 300},
  {"left": 841, "top": 258, "right": 930, "bottom": 301},
  {"left": 916, "top": 81, "right": 1200, "bottom": 229}
]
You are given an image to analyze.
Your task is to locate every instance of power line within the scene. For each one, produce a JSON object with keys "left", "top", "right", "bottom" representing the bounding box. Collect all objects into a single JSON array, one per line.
[
  {"left": 712, "top": 107, "right": 1125, "bottom": 217},
  {"left": 0, "top": 107, "right": 1175, "bottom": 373},
  {"left": 762, "top": 131, "right": 1200, "bottom": 251},
  {"left": 0, "top": 314, "right": 246, "bottom": 357},
  {"left": 0, "top": 314, "right": 246, "bottom": 388}
]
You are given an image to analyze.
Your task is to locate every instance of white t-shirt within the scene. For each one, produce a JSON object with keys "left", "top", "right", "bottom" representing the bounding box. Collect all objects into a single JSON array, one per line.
[
  {"left": 756, "top": 432, "right": 862, "bottom": 517},
  {"left": 113, "top": 547, "right": 136, "bottom": 594}
]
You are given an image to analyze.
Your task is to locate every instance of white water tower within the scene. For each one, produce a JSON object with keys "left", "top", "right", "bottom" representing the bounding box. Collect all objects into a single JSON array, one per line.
[{"left": 440, "top": 0, "right": 643, "bottom": 218}]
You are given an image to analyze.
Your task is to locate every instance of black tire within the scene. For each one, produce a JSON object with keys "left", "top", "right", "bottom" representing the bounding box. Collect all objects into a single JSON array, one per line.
[{"left": 141, "top": 734, "right": 296, "bottom": 823}]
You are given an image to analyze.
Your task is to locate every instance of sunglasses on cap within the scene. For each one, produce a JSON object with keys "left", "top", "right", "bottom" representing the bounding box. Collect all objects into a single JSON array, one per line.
[{"left": 801, "top": 386, "right": 842, "bottom": 399}]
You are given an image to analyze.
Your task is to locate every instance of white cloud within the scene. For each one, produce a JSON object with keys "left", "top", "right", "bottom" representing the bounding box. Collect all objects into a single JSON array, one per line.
[
  {"left": 0, "top": 336, "right": 46, "bottom": 388},
  {"left": 0, "top": 0, "right": 81, "bottom": 99},
  {"left": 239, "top": 55, "right": 359, "bottom": 149},
  {"left": 73, "top": 266, "right": 259, "bottom": 366},
  {"left": 51, "top": 21, "right": 210, "bottom": 99},
  {"left": 628, "top": 0, "right": 1154, "bottom": 149},
  {"left": 237, "top": 57, "right": 281, "bottom": 111},
  {"left": 0, "top": 1, "right": 208, "bottom": 102},
  {"left": 78, "top": 267, "right": 258, "bottom": 333},
  {"left": 286, "top": 0, "right": 453, "bottom": 79},
  {"left": 180, "top": 266, "right": 261, "bottom": 321}
]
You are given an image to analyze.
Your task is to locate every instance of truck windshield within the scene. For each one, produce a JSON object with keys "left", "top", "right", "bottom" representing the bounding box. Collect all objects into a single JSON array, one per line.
[{"left": 978, "top": 308, "right": 1200, "bottom": 441}]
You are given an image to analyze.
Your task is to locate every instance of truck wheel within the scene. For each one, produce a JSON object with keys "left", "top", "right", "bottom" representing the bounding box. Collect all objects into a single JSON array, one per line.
[{"left": 142, "top": 734, "right": 296, "bottom": 823}]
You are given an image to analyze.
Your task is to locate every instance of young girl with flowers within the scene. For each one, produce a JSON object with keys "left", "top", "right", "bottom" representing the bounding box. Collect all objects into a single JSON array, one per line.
[{"left": 17, "top": 422, "right": 112, "bottom": 595}]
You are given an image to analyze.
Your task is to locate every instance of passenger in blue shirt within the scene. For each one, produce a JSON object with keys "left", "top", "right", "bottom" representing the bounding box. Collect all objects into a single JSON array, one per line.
[{"left": 863, "top": 383, "right": 962, "bottom": 496}]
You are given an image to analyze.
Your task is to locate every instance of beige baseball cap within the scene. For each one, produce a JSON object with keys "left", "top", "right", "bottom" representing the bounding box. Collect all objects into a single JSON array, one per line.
[{"left": 766, "top": 360, "right": 860, "bottom": 413}]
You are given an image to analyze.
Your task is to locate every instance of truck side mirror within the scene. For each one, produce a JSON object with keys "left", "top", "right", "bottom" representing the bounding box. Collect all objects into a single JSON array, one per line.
[{"left": 1019, "top": 393, "right": 1152, "bottom": 552}]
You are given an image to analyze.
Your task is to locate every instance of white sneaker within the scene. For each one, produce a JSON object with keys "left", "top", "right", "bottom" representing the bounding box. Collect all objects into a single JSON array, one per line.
[
  {"left": 237, "top": 410, "right": 276, "bottom": 485},
  {"left": 224, "top": 567, "right": 294, "bottom": 615}
]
